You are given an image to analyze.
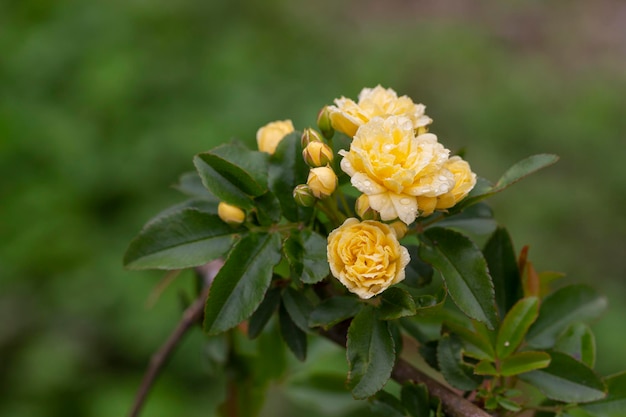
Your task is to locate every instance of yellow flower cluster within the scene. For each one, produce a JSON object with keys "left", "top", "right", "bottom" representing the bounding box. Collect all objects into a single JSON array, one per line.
[{"left": 333, "top": 86, "right": 476, "bottom": 225}]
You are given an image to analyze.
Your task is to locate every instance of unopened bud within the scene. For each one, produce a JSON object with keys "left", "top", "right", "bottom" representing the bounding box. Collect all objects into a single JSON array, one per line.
[
  {"left": 302, "top": 141, "right": 334, "bottom": 167},
  {"left": 389, "top": 221, "right": 408, "bottom": 239},
  {"left": 301, "top": 127, "right": 324, "bottom": 148},
  {"left": 317, "top": 106, "right": 335, "bottom": 140},
  {"left": 218, "top": 202, "right": 246, "bottom": 225},
  {"left": 355, "top": 194, "right": 379, "bottom": 220},
  {"left": 293, "top": 184, "right": 316, "bottom": 207},
  {"left": 307, "top": 166, "right": 337, "bottom": 199}
]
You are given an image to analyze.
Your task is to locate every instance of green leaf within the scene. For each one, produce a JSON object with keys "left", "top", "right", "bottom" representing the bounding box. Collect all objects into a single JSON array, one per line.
[
  {"left": 279, "top": 302, "right": 307, "bottom": 361},
  {"left": 497, "top": 397, "right": 522, "bottom": 412},
  {"left": 253, "top": 191, "right": 282, "bottom": 224},
  {"left": 443, "top": 320, "right": 495, "bottom": 361},
  {"left": 518, "top": 350, "right": 606, "bottom": 403},
  {"left": 474, "top": 360, "right": 498, "bottom": 375},
  {"left": 437, "top": 333, "right": 482, "bottom": 391},
  {"left": 582, "top": 372, "right": 626, "bottom": 417},
  {"left": 268, "top": 132, "right": 312, "bottom": 222},
  {"left": 500, "top": 351, "right": 551, "bottom": 376},
  {"left": 194, "top": 154, "right": 253, "bottom": 209},
  {"left": 248, "top": 286, "right": 282, "bottom": 339},
  {"left": 123, "top": 208, "right": 238, "bottom": 270},
  {"left": 283, "top": 230, "right": 329, "bottom": 285},
  {"left": 369, "top": 391, "right": 407, "bottom": 417},
  {"left": 435, "top": 202, "right": 497, "bottom": 236},
  {"left": 456, "top": 154, "right": 559, "bottom": 209},
  {"left": 379, "top": 287, "right": 417, "bottom": 320},
  {"left": 282, "top": 287, "right": 314, "bottom": 332},
  {"left": 173, "top": 171, "right": 219, "bottom": 200},
  {"left": 496, "top": 296, "right": 539, "bottom": 359},
  {"left": 401, "top": 383, "right": 430, "bottom": 417},
  {"left": 483, "top": 227, "right": 523, "bottom": 319},
  {"left": 203, "top": 233, "right": 282, "bottom": 335},
  {"left": 419, "top": 227, "right": 498, "bottom": 329},
  {"left": 555, "top": 323, "right": 596, "bottom": 367},
  {"left": 308, "top": 296, "right": 363, "bottom": 329},
  {"left": 526, "top": 285, "right": 607, "bottom": 348},
  {"left": 347, "top": 307, "right": 396, "bottom": 399}
]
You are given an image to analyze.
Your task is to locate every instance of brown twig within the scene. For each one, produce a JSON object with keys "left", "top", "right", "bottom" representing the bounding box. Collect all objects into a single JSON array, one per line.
[{"left": 321, "top": 323, "right": 492, "bottom": 417}]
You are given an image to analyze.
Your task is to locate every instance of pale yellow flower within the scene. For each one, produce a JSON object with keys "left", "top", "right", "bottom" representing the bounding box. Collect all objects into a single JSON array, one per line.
[
  {"left": 217, "top": 202, "right": 245, "bottom": 225},
  {"left": 302, "top": 141, "right": 334, "bottom": 167},
  {"left": 327, "top": 218, "right": 410, "bottom": 299},
  {"left": 436, "top": 156, "right": 477, "bottom": 209},
  {"left": 307, "top": 166, "right": 338, "bottom": 199},
  {"left": 256, "top": 120, "right": 295, "bottom": 154},
  {"left": 339, "top": 116, "right": 454, "bottom": 225},
  {"left": 327, "top": 85, "right": 432, "bottom": 137}
]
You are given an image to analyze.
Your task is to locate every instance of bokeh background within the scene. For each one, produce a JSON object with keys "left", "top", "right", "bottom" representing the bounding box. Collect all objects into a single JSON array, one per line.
[{"left": 2, "top": 0, "right": 625, "bottom": 416}]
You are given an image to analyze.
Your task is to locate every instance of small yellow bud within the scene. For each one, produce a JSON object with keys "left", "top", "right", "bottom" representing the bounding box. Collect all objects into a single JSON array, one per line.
[
  {"left": 302, "top": 141, "right": 334, "bottom": 167},
  {"left": 355, "top": 194, "right": 379, "bottom": 220},
  {"left": 317, "top": 106, "right": 335, "bottom": 140},
  {"left": 256, "top": 120, "right": 295, "bottom": 155},
  {"left": 217, "top": 202, "right": 246, "bottom": 225},
  {"left": 389, "top": 221, "right": 409, "bottom": 240},
  {"left": 301, "top": 127, "right": 324, "bottom": 148},
  {"left": 307, "top": 166, "right": 337, "bottom": 199},
  {"left": 293, "top": 184, "right": 316, "bottom": 207}
]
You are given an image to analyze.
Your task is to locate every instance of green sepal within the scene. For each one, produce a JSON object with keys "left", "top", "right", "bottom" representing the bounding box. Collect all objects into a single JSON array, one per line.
[
  {"left": 379, "top": 287, "right": 417, "bottom": 320},
  {"left": 347, "top": 306, "right": 396, "bottom": 399},
  {"left": 437, "top": 333, "right": 482, "bottom": 391},
  {"left": 518, "top": 350, "right": 606, "bottom": 403},
  {"left": 123, "top": 207, "right": 239, "bottom": 270},
  {"left": 496, "top": 296, "right": 539, "bottom": 359},
  {"left": 308, "top": 296, "right": 363, "bottom": 329},
  {"left": 203, "top": 233, "right": 282, "bottom": 335},
  {"left": 500, "top": 351, "right": 551, "bottom": 376},
  {"left": 419, "top": 227, "right": 498, "bottom": 330},
  {"left": 279, "top": 302, "right": 307, "bottom": 361},
  {"left": 526, "top": 285, "right": 607, "bottom": 349}
]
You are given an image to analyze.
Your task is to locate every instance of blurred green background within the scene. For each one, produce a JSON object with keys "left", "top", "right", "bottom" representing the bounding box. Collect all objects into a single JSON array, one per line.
[{"left": 2, "top": 0, "right": 625, "bottom": 416}]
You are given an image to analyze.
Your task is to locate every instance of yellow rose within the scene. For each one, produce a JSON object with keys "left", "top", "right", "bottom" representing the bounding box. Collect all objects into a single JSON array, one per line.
[
  {"left": 217, "top": 202, "right": 246, "bottom": 225},
  {"left": 339, "top": 116, "right": 454, "bottom": 225},
  {"left": 436, "top": 156, "right": 477, "bottom": 209},
  {"left": 307, "top": 166, "right": 337, "bottom": 199},
  {"left": 327, "top": 85, "right": 432, "bottom": 137},
  {"left": 327, "top": 218, "right": 410, "bottom": 299},
  {"left": 256, "top": 120, "right": 295, "bottom": 154}
]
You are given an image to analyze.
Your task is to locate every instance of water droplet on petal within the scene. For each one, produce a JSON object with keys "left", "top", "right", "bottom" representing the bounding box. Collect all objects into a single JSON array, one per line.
[
  {"left": 363, "top": 180, "right": 371, "bottom": 187},
  {"left": 400, "top": 198, "right": 411, "bottom": 205}
]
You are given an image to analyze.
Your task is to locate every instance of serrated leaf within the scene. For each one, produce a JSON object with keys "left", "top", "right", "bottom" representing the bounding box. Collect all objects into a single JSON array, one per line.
[
  {"left": 282, "top": 287, "right": 314, "bottom": 332},
  {"left": 402, "top": 250, "right": 434, "bottom": 288},
  {"left": 497, "top": 397, "right": 522, "bottom": 412},
  {"left": 379, "top": 287, "right": 417, "bottom": 320},
  {"left": 308, "top": 296, "right": 363, "bottom": 329},
  {"left": 248, "top": 286, "right": 282, "bottom": 339},
  {"left": 419, "top": 227, "right": 498, "bottom": 329},
  {"left": 203, "top": 233, "right": 282, "bottom": 335},
  {"left": 253, "top": 191, "right": 282, "bottom": 224},
  {"left": 194, "top": 154, "right": 254, "bottom": 209},
  {"left": 401, "top": 383, "right": 430, "bottom": 417},
  {"left": 123, "top": 208, "right": 237, "bottom": 270},
  {"left": 279, "top": 302, "right": 307, "bottom": 361},
  {"left": 283, "top": 230, "right": 329, "bottom": 285},
  {"left": 173, "top": 171, "right": 218, "bottom": 200},
  {"left": 435, "top": 202, "right": 497, "bottom": 236},
  {"left": 496, "top": 296, "right": 539, "bottom": 359},
  {"left": 347, "top": 307, "right": 396, "bottom": 399},
  {"left": 437, "top": 333, "right": 482, "bottom": 391},
  {"left": 581, "top": 372, "right": 626, "bottom": 417},
  {"left": 369, "top": 391, "right": 407, "bottom": 417},
  {"left": 500, "top": 351, "right": 551, "bottom": 376},
  {"left": 518, "top": 350, "right": 606, "bottom": 403},
  {"left": 474, "top": 360, "right": 498, "bottom": 375},
  {"left": 526, "top": 285, "right": 607, "bottom": 349},
  {"left": 483, "top": 227, "right": 523, "bottom": 319},
  {"left": 268, "top": 132, "right": 312, "bottom": 222},
  {"left": 555, "top": 323, "right": 596, "bottom": 367}
]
